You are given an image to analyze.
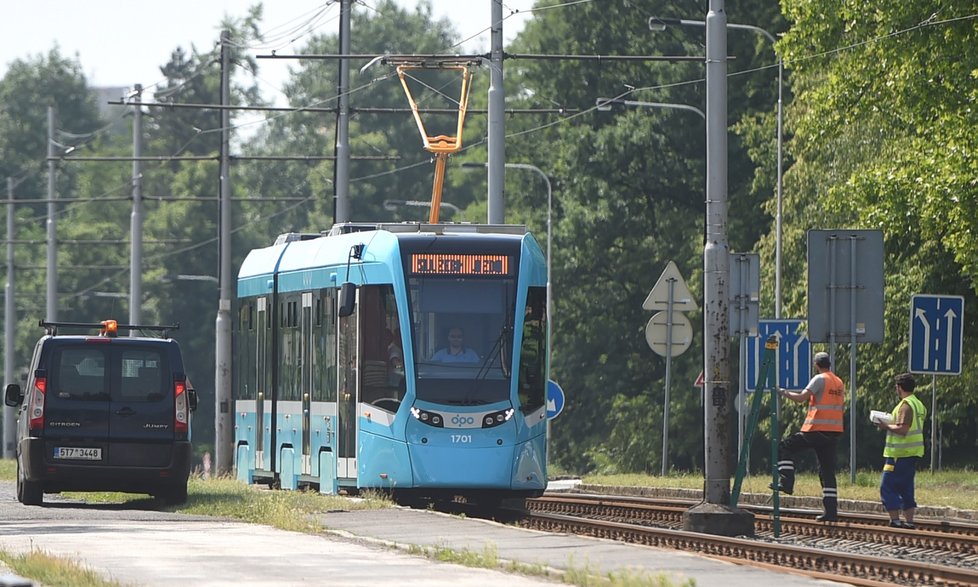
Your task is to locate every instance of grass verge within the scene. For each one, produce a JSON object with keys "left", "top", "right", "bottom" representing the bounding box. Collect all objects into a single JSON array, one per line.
[{"left": 0, "top": 549, "right": 128, "bottom": 587}]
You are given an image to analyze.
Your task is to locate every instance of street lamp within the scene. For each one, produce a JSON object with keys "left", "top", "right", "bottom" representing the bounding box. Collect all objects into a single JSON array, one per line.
[
  {"left": 596, "top": 97, "right": 705, "bottom": 120},
  {"left": 649, "top": 16, "right": 783, "bottom": 318},
  {"left": 383, "top": 199, "right": 461, "bottom": 218}
]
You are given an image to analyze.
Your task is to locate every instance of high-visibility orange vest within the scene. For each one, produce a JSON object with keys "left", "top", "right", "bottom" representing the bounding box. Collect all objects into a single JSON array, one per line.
[{"left": 801, "top": 371, "right": 845, "bottom": 432}]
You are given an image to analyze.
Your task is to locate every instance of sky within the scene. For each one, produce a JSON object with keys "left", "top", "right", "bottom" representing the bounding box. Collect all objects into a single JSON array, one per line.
[{"left": 0, "top": 1, "right": 536, "bottom": 102}]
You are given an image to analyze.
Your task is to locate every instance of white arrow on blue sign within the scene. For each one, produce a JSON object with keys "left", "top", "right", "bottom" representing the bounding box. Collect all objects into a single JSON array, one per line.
[
  {"left": 745, "top": 319, "right": 812, "bottom": 391},
  {"left": 909, "top": 294, "right": 964, "bottom": 375},
  {"left": 547, "top": 379, "right": 565, "bottom": 420}
]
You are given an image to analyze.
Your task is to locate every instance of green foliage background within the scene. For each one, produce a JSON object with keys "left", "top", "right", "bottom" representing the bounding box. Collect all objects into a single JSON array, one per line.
[{"left": 1, "top": 0, "right": 974, "bottom": 474}]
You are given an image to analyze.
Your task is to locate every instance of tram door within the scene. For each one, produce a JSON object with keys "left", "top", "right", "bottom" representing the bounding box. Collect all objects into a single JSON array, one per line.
[
  {"left": 336, "top": 290, "right": 359, "bottom": 481},
  {"left": 300, "top": 292, "right": 313, "bottom": 476},
  {"left": 255, "top": 296, "right": 268, "bottom": 471}
]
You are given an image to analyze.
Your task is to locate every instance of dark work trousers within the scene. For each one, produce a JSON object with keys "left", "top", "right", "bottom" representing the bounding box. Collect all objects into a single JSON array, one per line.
[{"left": 777, "top": 430, "right": 841, "bottom": 494}]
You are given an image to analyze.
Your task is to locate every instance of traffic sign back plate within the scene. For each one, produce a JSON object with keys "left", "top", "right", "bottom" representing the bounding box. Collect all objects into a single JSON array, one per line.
[{"left": 643, "top": 261, "right": 697, "bottom": 312}]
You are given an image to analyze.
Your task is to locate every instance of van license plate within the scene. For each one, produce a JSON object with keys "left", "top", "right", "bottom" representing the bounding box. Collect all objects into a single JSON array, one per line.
[{"left": 53, "top": 447, "right": 102, "bottom": 460}]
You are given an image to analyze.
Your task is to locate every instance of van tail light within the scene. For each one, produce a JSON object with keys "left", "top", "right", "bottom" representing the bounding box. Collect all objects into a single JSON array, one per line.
[
  {"left": 29, "top": 376, "right": 47, "bottom": 432},
  {"left": 174, "top": 378, "right": 189, "bottom": 434}
]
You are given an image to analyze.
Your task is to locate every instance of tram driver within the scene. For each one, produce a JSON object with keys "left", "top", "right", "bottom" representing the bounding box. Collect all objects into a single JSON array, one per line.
[{"left": 430, "top": 327, "right": 479, "bottom": 363}]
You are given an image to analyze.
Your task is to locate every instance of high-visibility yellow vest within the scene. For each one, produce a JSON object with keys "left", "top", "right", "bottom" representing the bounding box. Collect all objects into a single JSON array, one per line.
[
  {"left": 884, "top": 394, "right": 926, "bottom": 458},
  {"left": 801, "top": 372, "right": 845, "bottom": 432}
]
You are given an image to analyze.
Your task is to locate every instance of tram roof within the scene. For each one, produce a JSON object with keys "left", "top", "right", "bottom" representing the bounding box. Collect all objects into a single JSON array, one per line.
[{"left": 238, "top": 222, "right": 530, "bottom": 280}]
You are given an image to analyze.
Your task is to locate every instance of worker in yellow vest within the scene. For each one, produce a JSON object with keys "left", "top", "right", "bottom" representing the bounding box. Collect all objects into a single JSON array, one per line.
[
  {"left": 773, "top": 351, "right": 845, "bottom": 522},
  {"left": 875, "top": 372, "right": 926, "bottom": 529}
]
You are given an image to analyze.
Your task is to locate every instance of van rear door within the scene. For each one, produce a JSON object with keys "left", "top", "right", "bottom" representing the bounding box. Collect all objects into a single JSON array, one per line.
[
  {"left": 109, "top": 346, "right": 174, "bottom": 467},
  {"left": 45, "top": 344, "right": 112, "bottom": 463}
]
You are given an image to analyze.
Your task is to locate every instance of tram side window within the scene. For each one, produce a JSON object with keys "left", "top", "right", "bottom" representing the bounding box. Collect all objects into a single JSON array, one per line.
[
  {"left": 518, "top": 287, "right": 547, "bottom": 413},
  {"left": 235, "top": 301, "right": 257, "bottom": 401},
  {"left": 280, "top": 296, "right": 301, "bottom": 401},
  {"left": 359, "top": 285, "right": 403, "bottom": 408},
  {"left": 315, "top": 289, "right": 337, "bottom": 402}
]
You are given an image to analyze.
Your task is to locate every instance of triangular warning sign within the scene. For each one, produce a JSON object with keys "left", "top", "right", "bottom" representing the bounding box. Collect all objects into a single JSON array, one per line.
[{"left": 643, "top": 261, "right": 697, "bottom": 312}]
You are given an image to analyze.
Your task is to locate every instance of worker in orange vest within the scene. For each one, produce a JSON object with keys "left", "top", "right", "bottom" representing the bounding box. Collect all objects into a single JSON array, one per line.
[{"left": 772, "top": 351, "right": 846, "bottom": 521}]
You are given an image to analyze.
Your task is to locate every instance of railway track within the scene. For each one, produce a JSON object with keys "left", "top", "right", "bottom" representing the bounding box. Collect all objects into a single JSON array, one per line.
[{"left": 513, "top": 493, "right": 978, "bottom": 586}]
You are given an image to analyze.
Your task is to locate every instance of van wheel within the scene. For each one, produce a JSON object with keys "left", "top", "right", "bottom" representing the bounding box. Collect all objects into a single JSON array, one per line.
[
  {"left": 162, "top": 484, "right": 188, "bottom": 505},
  {"left": 17, "top": 463, "right": 43, "bottom": 506}
]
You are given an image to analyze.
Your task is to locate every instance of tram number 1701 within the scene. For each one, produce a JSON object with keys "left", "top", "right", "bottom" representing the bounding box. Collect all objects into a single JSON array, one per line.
[{"left": 451, "top": 434, "right": 472, "bottom": 443}]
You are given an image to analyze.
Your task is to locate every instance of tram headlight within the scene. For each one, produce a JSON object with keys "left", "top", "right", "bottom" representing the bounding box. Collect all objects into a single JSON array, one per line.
[
  {"left": 410, "top": 406, "right": 444, "bottom": 428},
  {"left": 481, "top": 408, "right": 515, "bottom": 429}
]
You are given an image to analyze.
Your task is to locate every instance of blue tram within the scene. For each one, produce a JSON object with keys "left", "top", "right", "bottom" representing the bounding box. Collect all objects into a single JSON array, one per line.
[{"left": 233, "top": 222, "right": 549, "bottom": 502}]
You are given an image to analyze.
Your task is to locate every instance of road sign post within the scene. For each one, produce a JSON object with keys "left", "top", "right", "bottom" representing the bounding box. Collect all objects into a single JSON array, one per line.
[
  {"left": 546, "top": 379, "right": 566, "bottom": 420},
  {"left": 643, "top": 261, "right": 697, "bottom": 476},
  {"left": 746, "top": 320, "right": 811, "bottom": 391},
  {"left": 729, "top": 252, "right": 759, "bottom": 454},
  {"left": 808, "top": 229, "right": 884, "bottom": 482},
  {"left": 909, "top": 294, "right": 964, "bottom": 472},
  {"left": 909, "top": 295, "right": 964, "bottom": 375}
]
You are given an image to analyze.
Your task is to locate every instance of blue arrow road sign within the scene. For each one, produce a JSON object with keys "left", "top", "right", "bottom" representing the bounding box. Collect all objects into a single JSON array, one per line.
[
  {"left": 547, "top": 379, "right": 565, "bottom": 420},
  {"left": 910, "top": 294, "right": 964, "bottom": 375},
  {"left": 746, "top": 320, "right": 812, "bottom": 391}
]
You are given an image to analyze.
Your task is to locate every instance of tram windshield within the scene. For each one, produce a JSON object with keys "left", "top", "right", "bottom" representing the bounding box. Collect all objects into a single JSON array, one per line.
[{"left": 407, "top": 276, "right": 514, "bottom": 405}]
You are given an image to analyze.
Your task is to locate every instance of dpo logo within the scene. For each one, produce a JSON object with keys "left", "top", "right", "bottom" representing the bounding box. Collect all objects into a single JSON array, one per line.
[{"left": 446, "top": 413, "right": 481, "bottom": 428}]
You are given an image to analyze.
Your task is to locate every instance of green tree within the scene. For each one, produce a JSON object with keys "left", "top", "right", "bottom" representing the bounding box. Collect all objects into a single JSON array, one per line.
[
  {"left": 492, "top": 0, "right": 787, "bottom": 474},
  {"left": 0, "top": 49, "right": 109, "bottom": 392},
  {"left": 768, "top": 0, "right": 978, "bottom": 466}
]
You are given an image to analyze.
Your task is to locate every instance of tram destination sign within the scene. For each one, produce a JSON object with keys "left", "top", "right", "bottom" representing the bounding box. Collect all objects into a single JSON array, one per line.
[{"left": 410, "top": 253, "right": 511, "bottom": 276}]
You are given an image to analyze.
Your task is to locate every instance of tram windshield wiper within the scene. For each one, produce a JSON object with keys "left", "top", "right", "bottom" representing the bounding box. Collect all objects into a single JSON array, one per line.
[{"left": 477, "top": 325, "right": 512, "bottom": 379}]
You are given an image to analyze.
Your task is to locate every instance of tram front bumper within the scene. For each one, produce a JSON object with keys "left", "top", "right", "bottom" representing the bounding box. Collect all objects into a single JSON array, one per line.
[{"left": 407, "top": 439, "right": 545, "bottom": 490}]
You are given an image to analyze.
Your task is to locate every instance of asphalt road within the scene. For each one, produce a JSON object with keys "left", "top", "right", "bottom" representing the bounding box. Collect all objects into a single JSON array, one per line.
[{"left": 0, "top": 481, "right": 559, "bottom": 586}]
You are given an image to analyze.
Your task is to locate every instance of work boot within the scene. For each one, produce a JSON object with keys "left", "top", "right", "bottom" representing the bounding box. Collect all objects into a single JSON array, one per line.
[
  {"left": 774, "top": 460, "right": 795, "bottom": 495},
  {"left": 768, "top": 482, "right": 793, "bottom": 495},
  {"left": 817, "top": 495, "right": 838, "bottom": 522}
]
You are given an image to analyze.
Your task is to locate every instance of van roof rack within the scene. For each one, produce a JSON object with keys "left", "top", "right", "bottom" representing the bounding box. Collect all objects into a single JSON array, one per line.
[{"left": 40, "top": 320, "right": 179, "bottom": 338}]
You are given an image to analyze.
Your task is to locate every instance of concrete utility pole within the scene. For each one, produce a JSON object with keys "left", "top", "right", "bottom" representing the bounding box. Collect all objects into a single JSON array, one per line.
[
  {"left": 130, "top": 84, "right": 143, "bottom": 329},
  {"left": 215, "top": 30, "right": 233, "bottom": 476},
  {"left": 702, "top": 0, "right": 731, "bottom": 508},
  {"left": 334, "top": 0, "right": 352, "bottom": 223},
  {"left": 487, "top": 0, "right": 505, "bottom": 224},
  {"left": 46, "top": 106, "right": 57, "bottom": 322},
  {"left": 4, "top": 177, "right": 15, "bottom": 458},
  {"left": 683, "top": 0, "right": 754, "bottom": 537}
]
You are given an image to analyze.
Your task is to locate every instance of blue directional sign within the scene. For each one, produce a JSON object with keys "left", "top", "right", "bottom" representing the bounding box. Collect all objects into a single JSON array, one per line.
[
  {"left": 547, "top": 379, "right": 565, "bottom": 420},
  {"left": 909, "top": 295, "right": 964, "bottom": 375},
  {"left": 745, "top": 320, "right": 812, "bottom": 391}
]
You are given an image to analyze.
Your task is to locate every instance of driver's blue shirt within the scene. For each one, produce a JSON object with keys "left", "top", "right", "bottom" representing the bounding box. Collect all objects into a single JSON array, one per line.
[{"left": 431, "top": 347, "right": 479, "bottom": 362}]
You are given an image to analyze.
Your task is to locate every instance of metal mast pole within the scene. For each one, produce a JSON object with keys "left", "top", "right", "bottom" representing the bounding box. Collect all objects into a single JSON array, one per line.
[
  {"left": 215, "top": 30, "right": 234, "bottom": 476},
  {"left": 46, "top": 106, "right": 57, "bottom": 322},
  {"left": 487, "top": 0, "right": 505, "bottom": 224},
  {"left": 334, "top": 0, "right": 352, "bottom": 223},
  {"left": 4, "top": 177, "right": 15, "bottom": 458},
  {"left": 130, "top": 84, "right": 143, "bottom": 329},
  {"left": 702, "top": 0, "right": 731, "bottom": 506}
]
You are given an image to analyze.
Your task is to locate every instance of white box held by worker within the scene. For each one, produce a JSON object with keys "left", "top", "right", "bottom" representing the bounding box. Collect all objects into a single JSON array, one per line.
[{"left": 870, "top": 410, "right": 893, "bottom": 425}]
